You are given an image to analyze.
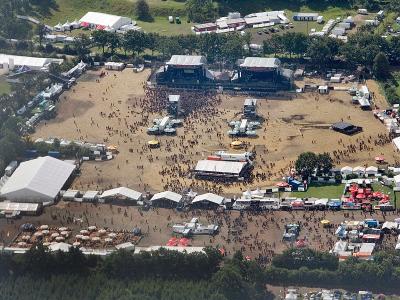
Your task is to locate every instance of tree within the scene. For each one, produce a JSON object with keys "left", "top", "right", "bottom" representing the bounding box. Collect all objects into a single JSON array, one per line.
[
  {"left": 373, "top": 52, "right": 390, "bottom": 80},
  {"left": 316, "top": 153, "right": 333, "bottom": 175},
  {"left": 135, "top": 0, "right": 153, "bottom": 22},
  {"left": 106, "top": 32, "right": 120, "bottom": 55},
  {"left": 92, "top": 30, "right": 109, "bottom": 54},
  {"left": 295, "top": 152, "right": 318, "bottom": 178},
  {"left": 36, "top": 23, "right": 46, "bottom": 47},
  {"left": 307, "top": 37, "right": 338, "bottom": 68},
  {"left": 186, "top": 0, "right": 216, "bottom": 23},
  {"left": 73, "top": 34, "right": 91, "bottom": 61}
]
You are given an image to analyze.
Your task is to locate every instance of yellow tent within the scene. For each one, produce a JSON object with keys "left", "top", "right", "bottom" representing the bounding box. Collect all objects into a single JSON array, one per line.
[
  {"left": 230, "top": 140, "right": 244, "bottom": 149},
  {"left": 148, "top": 140, "right": 160, "bottom": 148}
]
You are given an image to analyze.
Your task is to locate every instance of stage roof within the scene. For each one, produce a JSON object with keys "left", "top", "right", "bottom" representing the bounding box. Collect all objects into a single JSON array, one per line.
[
  {"left": 167, "top": 55, "right": 207, "bottom": 66},
  {"left": 240, "top": 57, "right": 281, "bottom": 69}
]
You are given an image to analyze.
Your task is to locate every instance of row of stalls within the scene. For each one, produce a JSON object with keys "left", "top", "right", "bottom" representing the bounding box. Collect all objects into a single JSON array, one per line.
[
  {"left": 192, "top": 10, "right": 289, "bottom": 34},
  {"left": 33, "top": 137, "right": 114, "bottom": 161},
  {"left": 20, "top": 61, "right": 87, "bottom": 132},
  {"left": 61, "top": 183, "right": 395, "bottom": 212},
  {"left": 332, "top": 218, "right": 400, "bottom": 260},
  {"left": 374, "top": 104, "right": 400, "bottom": 135}
]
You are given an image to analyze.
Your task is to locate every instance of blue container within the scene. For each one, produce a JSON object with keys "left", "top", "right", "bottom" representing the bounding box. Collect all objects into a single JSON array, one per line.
[
  {"left": 25, "top": 149, "right": 38, "bottom": 158},
  {"left": 48, "top": 151, "right": 61, "bottom": 158}
]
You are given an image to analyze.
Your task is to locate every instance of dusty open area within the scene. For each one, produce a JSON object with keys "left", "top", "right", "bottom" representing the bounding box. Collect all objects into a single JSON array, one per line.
[
  {"left": 33, "top": 68, "right": 398, "bottom": 195},
  {"left": 0, "top": 203, "right": 397, "bottom": 262}
]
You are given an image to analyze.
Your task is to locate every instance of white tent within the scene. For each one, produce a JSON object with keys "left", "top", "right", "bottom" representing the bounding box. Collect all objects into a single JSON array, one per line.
[
  {"left": 79, "top": 12, "right": 132, "bottom": 30},
  {"left": 101, "top": 187, "right": 142, "bottom": 201},
  {"left": 0, "top": 54, "right": 62, "bottom": 71},
  {"left": 151, "top": 191, "right": 182, "bottom": 203},
  {"left": 365, "top": 166, "right": 378, "bottom": 176},
  {"left": 192, "top": 193, "right": 224, "bottom": 206},
  {"left": 341, "top": 166, "right": 353, "bottom": 175},
  {"left": 48, "top": 242, "right": 72, "bottom": 252},
  {"left": 353, "top": 166, "right": 366, "bottom": 176},
  {"left": 0, "top": 156, "right": 75, "bottom": 203},
  {"left": 393, "top": 137, "right": 400, "bottom": 151},
  {"left": 394, "top": 174, "right": 400, "bottom": 187}
]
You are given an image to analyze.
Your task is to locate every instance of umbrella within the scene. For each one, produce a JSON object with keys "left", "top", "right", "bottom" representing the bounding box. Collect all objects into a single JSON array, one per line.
[
  {"left": 356, "top": 193, "right": 366, "bottom": 199},
  {"left": 357, "top": 188, "right": 364, "bottom": 194},
  {"left": 372, "top": 191, "right": 383, "bottom": 198},
  {"left": 276, "top": 182, "right": 289, "bottom": 187}
]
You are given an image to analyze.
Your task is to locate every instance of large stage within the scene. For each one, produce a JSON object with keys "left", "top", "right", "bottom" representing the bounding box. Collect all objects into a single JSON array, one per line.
[{"left": 150, "top": 55, "right": 293, "bottom": 93}]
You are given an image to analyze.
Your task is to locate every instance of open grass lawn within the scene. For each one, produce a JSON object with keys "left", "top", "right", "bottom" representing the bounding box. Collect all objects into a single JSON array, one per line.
[
  {"left": 37, "top": 0, "right": 356, "bottom": 36},
  {"left": 0, "top": 77, "right": 11, "bottom": 96},
  {"left": 290, "top": 183, "right": 345, "bottom": 199},
  {"left": 41, "top": 0, "right": 186, "bottom": 26},
  {"left": 137, "top": 16, "right": 192, "bottom": 36}
]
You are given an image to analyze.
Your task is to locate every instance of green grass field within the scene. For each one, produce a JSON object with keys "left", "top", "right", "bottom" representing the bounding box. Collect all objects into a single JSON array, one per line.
[
  {"left": 41, "top": 0, "right": 186, "bottom": 26},
  {"left": 37, "top": 0, "right": 356, "bottom": 36},
  {"left": 0, "top": 77, "right": 11, "bottom": 96},
  {"left": 290, "top": 183, "right": 345, "bottom": 199}
]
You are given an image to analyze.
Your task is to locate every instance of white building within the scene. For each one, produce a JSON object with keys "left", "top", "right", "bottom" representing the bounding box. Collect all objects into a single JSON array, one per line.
[
  {"left": 0, "top": 54, "right": 63, "bottom": 71},
  {"left": 79, "top": 12, "right": 133, "bottom": 30},
  {"left": 0, "top": 156, "right": 75, "bottom": 203}
]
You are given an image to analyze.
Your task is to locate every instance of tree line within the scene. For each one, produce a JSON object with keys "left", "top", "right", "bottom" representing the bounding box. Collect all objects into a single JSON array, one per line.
[
  {"left": 0, "top": 246, "right": 268, "bottom": 300},
  {"left": 265, "top": 248, "right": 400, "bottom": 292}
]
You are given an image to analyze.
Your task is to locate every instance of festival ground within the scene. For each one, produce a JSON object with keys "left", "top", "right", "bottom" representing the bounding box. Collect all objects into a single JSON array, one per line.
[
  {"left": 0, "top": 203, "right": 397, "bottom": 263},
  {"left": 32, "top": 68, "right": 399, "bottom": 195}
]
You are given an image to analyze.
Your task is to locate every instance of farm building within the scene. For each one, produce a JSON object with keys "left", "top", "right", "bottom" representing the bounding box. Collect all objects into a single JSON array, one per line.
[
  {"left": 293, "top": 12, "right": 319, "bottom": 21},
  {"left": 0, "top": 156, "right": 76, "bottom": 203},
  {"left": 192, "top": 22, "right": 218, "bottom": 33},
  {"left": 0, "top": 54, "right": 63, "bottom": 71},
  {"left": 79, "top": 12, "right": 133, "bottom": 30}
]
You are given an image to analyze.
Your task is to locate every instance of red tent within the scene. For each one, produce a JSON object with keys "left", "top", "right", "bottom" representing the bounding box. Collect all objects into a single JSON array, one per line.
[
  {"left": 375, "top": 155, "right": 385, "bottom": 163},
  {"left": 96, "top": 24, "right": 106, "bottom": 30},
  {"left": 296, "top": 239, "right": 306, "bottom": 248},
  {"left": 356, "top": 193, "right": 366, "bottom": 199},
  {"left": 276, "top": 182, "right": 289, "bottom": 187},
  {"left": 81, "top": 22, "right": 90, "bottom": 27},
  {"left": 166, "top": 237, "right": 178, "bottom": 246},
  {"left": 179, "top": 238, "right": 190, "bottom": 247},
  {"left": 372, "top": 191, "right": 383, "bottom": 198}
]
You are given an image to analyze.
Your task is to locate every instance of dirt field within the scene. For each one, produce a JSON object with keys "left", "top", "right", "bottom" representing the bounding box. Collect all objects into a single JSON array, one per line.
[
  {"left": 0, "top": 204, "right": 397, "bottom": 262},
  {"left": 32, "top": 68, "right": 398, "bottom": 196}
]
